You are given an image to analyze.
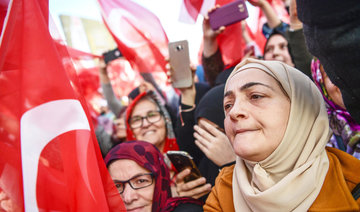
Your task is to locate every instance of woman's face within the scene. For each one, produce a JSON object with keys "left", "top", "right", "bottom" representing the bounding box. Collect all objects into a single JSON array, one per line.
[
  {"left": 108, "top": 159, "right": 155, "bottom": 212},
  {"left": 223, "top": 68, "right": 290, "bottom": 162},
  {"left": 264, "top": 34, "right": 294, "bottom": 67},
  {"left": 114, "top": 113, "right": 127, "bottom": 139},
  {"left": 130, "top": 99, "right": 166, "bottom": 151}
]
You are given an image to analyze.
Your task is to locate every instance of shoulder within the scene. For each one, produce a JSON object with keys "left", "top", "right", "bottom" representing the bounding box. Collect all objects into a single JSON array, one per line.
[
  {"left": 310, "top": 147, "right": 360, "bottom": 211},
  {"left": 326, "top": 147, "right": 360, "bottom": 186},
  {"left": 203, "top": 165, "right": 235, "bottom": 212},
  {"left": 217, "top": 164, "right": 235, "bottom": 184},
  {"left": 210, "top": 164, "right": 234, "bottom": 196}
]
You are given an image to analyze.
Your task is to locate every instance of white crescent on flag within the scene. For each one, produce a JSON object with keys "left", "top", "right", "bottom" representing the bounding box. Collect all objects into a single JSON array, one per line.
[{"left": 20, "top": 99, "right": 90, "bottom": 212}]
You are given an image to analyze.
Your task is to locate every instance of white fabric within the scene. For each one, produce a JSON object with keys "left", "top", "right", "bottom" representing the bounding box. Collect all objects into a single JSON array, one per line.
[{"left": 224, "top": 59, "right": 331, "bottom": 212}]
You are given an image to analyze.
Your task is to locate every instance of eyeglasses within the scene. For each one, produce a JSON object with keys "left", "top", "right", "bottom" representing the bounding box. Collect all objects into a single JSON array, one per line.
[
  {"left": 113, "top": 173, "right": 154, "bottom": 194},
  {"left": 129, "top": 110, "right": 162, "bottom": 129}
]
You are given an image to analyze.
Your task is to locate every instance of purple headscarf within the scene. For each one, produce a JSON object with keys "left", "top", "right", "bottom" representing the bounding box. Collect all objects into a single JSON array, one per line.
[{"left": 311, "top": 58, "right": 360, "bottom": 159}]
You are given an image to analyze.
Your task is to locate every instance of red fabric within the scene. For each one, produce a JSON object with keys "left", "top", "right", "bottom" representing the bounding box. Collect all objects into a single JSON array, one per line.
[
  {"left": 184, "top": 0, "right": 204, "bottom": 22},
  {"left": 0, "top": 0, "right": 125, "bottom": 211},
  {"left": 98, "top": 0, "right": 169, "bottom": 74},
  {"left": 57, "top": 42, "right": 102, "bottom": 59},
  {"left": 0, "top": 0, "right": 10, "bottom": 34}
]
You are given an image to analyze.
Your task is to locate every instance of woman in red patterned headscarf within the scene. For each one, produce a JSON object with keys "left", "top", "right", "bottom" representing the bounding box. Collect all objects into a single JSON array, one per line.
[
  {"left": 104, "top": 140, "right": 202, "bottom": 212},
  {"left": 125, "top": 91, "right": 179, "bottom": 153}
]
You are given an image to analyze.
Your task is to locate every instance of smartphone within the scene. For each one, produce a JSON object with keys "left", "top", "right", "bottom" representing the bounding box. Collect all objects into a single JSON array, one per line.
[
  {"left": 208, "top": 0, "right": 249, "bottom": 30},
  {"left": 166, "top": 151, "right": 202, "bottom": 183},
  {"left": 103, "top": 48, "right": 122, "bottom": 65},
  {"left": 168, "top": 40, "right": 192, "bottom": 88}
]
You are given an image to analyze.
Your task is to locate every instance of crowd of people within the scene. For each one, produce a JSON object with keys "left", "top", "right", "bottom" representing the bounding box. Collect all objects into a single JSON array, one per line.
[{"left": 94, "top": 0, "right": 360, "bottom": 211}]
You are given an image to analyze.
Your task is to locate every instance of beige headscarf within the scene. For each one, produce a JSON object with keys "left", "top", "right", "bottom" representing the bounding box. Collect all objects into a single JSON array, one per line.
[{"left": 224, "top": 58, "right": 331, "bottom": 212}]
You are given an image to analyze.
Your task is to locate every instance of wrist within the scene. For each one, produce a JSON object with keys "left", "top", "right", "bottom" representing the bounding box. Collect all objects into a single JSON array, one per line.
[
  {"left": 289, "top": 22, "right": 303, "bottom": 31},
  {"left": 257, "top": 0, "right": 266, "bottom": 8}
]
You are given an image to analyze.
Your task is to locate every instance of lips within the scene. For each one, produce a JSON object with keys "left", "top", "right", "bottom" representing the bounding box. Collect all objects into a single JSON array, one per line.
[{"left": 235, "top": 129, "right": 257, "bottom": 134}]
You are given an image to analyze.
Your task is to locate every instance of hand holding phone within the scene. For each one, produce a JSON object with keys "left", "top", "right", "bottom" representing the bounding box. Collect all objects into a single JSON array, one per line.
[
  {"left": 166, "top": 151, "right": 202, "bottom": 183},
  {"left": 168, "top": 40, "right": 192, "bottom": 88},
  {"left": 208, "top": 0, "right": 249, "bottom": 30}
]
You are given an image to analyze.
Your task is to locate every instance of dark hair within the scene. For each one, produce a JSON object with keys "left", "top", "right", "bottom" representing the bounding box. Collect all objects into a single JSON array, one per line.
[
  {"left": 264, "top": 29, "right": 288, "bottom": 53},
  {"left": 263, "top": 29, "right": 294, "bottom": 65}
]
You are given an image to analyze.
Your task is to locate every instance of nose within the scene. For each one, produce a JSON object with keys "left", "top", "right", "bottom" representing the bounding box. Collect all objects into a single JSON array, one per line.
[
  {"left": 272, "top": 45, "right": 282, "bottom": 58},
  {"left": 141, "top": 117, "right": 152, "bottom": 127},
  {"left": 116, "top": 122, "right": 125, "bottom": 130},
  {"left": 122, "top": 183, "right": 138, "bottom": 205},
  {"left": 228, "top": 100, "right": 248, "bottom": 120}
]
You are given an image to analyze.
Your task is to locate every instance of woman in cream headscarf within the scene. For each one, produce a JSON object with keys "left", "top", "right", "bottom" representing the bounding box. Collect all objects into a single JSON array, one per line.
[{"left": 204, "top": 58, "right": 360, "bottom": 211}]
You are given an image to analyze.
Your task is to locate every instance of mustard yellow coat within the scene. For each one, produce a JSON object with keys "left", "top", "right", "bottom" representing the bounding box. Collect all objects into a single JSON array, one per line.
[{"left": 204, "top": 147, "right": 360, "bottom": 212}]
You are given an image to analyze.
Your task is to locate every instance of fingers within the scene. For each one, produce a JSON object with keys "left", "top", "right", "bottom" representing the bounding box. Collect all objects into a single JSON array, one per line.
[
  {"left": 194, "top": 139, "right": 211, "bottom": 157},
  {"left": 98, "top": 57, "right": 107, "bottom": 73},
  {"left": 165, "top": 63, "right": 173, "bottom": 83},
  {"left": 197, "top": 119, "right": 222, "bottom": 136},
  {"left": 191, "top": 188, "right": 211, "bottom": 199},
  {"left": 194, "top": 125, "right": 215, "bottom": 143},
  {"left": 204, "top": 4, "right": 220, "bottom": 20},
  {"left": 242, "top": 48, "right": 255, "bottom": 60},
  {"left": 190, "top": 63, "right": 197, "bottom": 72},
  {"left": 207, "top": 4, "right": 219, "bottom": 13},
  {"left": 176, "top": 177, "right": 211, "bottom": 199},
  {"left": 215, "top": 26, "right": 226, "bottom": 34},
  {"left": 175, "top": 169, "right": 191, "bottom": 183}
]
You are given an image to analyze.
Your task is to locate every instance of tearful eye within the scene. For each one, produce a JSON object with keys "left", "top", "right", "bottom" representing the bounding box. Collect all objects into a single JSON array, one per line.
[
  {"left": 224, "top": 103, "right": 233, "bottom": 111},
  {"left": 250, "top": 94, "right": 263, "bottom": 100}
]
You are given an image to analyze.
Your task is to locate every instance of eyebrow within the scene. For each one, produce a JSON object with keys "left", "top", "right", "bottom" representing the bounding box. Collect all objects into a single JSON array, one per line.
[
  {"left": 224, "top": 82, "right": 273, "bottom": 98},
  {"left": 240, "top": 82, "right": 273, "bottom": 91},
  {"left": 112, "top": 172, "right": 152, "bottom": 183}
]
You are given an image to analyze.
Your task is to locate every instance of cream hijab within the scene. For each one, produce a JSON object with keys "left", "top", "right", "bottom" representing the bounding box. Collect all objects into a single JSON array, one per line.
[{"left": 224, "top": 58, "right": 331, "bottom": 212}]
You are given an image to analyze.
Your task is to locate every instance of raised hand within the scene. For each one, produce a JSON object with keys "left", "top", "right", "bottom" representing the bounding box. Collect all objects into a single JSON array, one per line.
[
  {"left": 171, "top": 169, "right": 212, "bottom": 199},
  {"left": 194, "top": 118, "right": 236, "bottom": 166}
]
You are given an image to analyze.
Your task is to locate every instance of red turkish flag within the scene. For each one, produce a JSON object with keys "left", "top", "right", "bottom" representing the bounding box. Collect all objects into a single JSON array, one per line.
[
  {"left": 98, "top": 0, "right": 169, "bottom": 74},
  {"left": 0, "top": 0, "right": 125, "bottom": 211}
]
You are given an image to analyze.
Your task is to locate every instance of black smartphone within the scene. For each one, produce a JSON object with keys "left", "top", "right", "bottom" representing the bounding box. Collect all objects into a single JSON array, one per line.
[
  {"left": 168, "top": 40, "right": 192, "bottom": 88},
  {"left": 208, "top": 0, "right": 249, "bottom": 30},
  {"left": 103, "top": 48, "right": 122, "bottom": 65},
  {"left": 166, "top": 151, "right": 202, "bottom": 183}
]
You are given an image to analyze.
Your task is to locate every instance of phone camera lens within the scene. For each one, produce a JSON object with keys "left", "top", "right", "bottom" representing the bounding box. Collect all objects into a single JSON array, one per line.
[{"left": 176, "top": 45, "right": 183, "bottom": 51}]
